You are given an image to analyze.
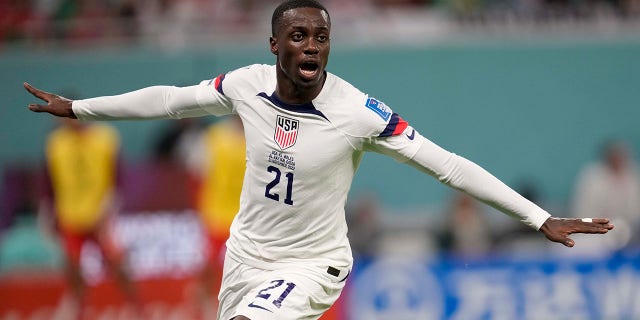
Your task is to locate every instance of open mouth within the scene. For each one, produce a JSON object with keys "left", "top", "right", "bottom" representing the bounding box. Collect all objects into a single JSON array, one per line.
[{"left": 299, "top": 61, "right": 319, "bottom": 78}]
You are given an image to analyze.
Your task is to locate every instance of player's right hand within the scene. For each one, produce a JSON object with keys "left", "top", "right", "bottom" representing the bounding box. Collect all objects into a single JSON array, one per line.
[
  {"left": 24, "top": 82, "right": 76, "bottom": 118},
  {"left": 539, "top": 217, "right": 614, "bottom": 247}
]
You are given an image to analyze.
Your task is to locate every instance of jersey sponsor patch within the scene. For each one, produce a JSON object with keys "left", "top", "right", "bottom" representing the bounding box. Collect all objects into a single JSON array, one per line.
[
  {"left": 364, "top": 97, "right": 392, "bottom": 121},
  {"left": 274, "top": 115, "right": 299, "bottom": 150}
]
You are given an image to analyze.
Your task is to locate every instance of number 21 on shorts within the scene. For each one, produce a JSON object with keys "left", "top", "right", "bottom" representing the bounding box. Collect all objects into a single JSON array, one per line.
[{"left": 248, "top": 280, "right": 297, "bottom": 311}]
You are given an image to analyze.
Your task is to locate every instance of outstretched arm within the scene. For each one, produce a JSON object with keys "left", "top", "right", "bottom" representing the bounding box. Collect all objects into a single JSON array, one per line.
[
  {"left": 24, "top": 82, "right": 76, "bottom": 118},
  {"left": 24, "top": 81, "right": 231, "bottom": 120},
  {"left": 373, "top": 132, "right": 614, "bottom": 248},
  {"left": 407, "top": 138, "right": 614, "bottom": 247},
  {"left": 539, "top": 217, "right": 613, "bottom": 247}
]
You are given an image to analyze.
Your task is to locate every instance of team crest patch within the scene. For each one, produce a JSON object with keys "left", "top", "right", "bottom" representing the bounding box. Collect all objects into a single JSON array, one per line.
[
  {"left": 365, "top": 97, "right": 392, "bottom": 121},
  {"left": 274, "top": 115, "right": 299, "bottom": 150}
]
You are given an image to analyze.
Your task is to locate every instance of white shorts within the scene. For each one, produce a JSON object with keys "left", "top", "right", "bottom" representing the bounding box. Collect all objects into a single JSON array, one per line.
[{"left": 217, "top": 255, "right": 350, "bottom": 320}]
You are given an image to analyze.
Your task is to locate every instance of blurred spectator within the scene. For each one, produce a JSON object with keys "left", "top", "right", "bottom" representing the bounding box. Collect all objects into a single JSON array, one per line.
[
  {"left": 140, "top": 118, "right": 205, "bottom": 209},
  {"left": 0, "top": 0, "right": 34, "bottom": 43},
  {"left": 40, "top": 117, "right": 140, "bottom": 318},
  {"left": 1, "top": 0, "right": 639, "bottom": 49},
  {"left": 0, "top": 164, "right": 40, "bottom": 235},
  {"left": 625, "top": 0, "right": 640, "bottom": 16},
  {"left": 570, "top": 139, "right": 640, "bottom": 253},
  {"left": 120, "top": 118, "right": 200, "bottom": 213},
  {"left": 138, "top": 0, "right": 199, "bottom": 50},
  {"left": 112, "top": 0, "right": 140, "bottom": 41},
  {"left": 206, "top": 0, "right": 270, "bottom": 27},
  {"left": 50, "top": 0, "right": 80, "bottom": 40},
  {"left": 373, "top": 0, "right": 431, "bottom": 8},
  {"left": 438, "top": 192, "right": 493, "bottom": 257},
  {"left": 493, "top": 179, "right": 550, "bottom": 254},
  {"left": 63, "top": 0, "right": 112, "bottom": 44},
  {"left": 186, "top": 115, "right": 246, "bottom": 318},
  {"left": 346, "top": 193, "right": 382, "bottom": 259},
  {"left": 151, "top": 118, "right": 206, "bottom": 164},
  {"left": 15, "top": 0, "right": 140, "bottom": 46},
  {"left": 450, "top": 0, "right": 483, "bottom": 20}
]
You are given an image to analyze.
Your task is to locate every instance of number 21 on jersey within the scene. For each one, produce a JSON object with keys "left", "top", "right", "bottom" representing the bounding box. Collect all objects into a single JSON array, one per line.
[{"left": 265, "top": 165, "right": 294, "bottom": 205}]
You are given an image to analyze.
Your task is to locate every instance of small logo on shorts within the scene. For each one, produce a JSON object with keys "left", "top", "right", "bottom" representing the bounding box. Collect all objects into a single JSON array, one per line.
[{"left": 248, "top": 302, "right": 273, "bottom": 312}]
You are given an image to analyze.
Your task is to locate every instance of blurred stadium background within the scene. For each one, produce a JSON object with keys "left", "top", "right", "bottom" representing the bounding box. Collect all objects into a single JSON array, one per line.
[{"left": 1, "top": 0, "right": 640, "bottom": 319}]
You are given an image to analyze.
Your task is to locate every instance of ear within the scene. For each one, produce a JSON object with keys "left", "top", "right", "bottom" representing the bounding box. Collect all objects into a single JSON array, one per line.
[{"left": 269, "top": 36, "right": 278, "bottom": 55}]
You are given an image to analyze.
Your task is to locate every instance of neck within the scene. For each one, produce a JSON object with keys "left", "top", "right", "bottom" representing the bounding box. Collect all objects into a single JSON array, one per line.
[{"left": 275, "top": 72, "right": 326, "bottom": 105}]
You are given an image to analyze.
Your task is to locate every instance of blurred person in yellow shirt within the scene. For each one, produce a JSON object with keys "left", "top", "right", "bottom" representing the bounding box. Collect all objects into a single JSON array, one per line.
[
  {"left": 187, "top": 115, "right": 246, "bottom": 317},
  {"left": 41, "top": 117, "right": 139, "bottom": 319}
]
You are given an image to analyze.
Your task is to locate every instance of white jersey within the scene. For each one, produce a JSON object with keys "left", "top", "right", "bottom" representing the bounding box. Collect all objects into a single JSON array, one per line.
[
  {"left": 201, "top": 64, "right": 423, "bottom": 269},
  {"left": 73, "top": 64, "right": 551, "bottom": 271}
]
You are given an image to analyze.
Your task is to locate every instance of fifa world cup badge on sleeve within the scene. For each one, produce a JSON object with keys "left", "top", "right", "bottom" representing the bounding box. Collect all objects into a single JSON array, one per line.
[{"left": 365, "top": 97, "right": 392, "bottom": 121}]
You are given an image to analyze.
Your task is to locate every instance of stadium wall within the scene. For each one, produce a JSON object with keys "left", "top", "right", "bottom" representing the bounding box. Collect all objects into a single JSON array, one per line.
[{"left": 2, "top": 39, "right": 639, "bottom": 209}]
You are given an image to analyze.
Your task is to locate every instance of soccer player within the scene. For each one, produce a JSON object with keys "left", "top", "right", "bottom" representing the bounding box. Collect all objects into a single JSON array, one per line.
[
  {"left": 24, "top": 1, "right": 614, "bottom": 319},
  {"left": 40, "top": 117, "right": 139, "bottom": 319}
]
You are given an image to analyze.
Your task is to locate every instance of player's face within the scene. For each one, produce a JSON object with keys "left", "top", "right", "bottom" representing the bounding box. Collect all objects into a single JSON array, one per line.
[{"left": 271, "top": 7, "right": 330, "bottom": 93}]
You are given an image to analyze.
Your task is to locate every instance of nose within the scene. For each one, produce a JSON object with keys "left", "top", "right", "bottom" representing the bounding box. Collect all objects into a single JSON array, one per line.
[{"left": 304, "top": 39, "right": 319, "bottom": 55}]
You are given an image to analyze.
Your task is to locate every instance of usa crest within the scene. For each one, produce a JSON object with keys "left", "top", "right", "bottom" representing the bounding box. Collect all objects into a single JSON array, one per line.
[{"left": 274, "top": 115, "right": 299, "bottom": 150}]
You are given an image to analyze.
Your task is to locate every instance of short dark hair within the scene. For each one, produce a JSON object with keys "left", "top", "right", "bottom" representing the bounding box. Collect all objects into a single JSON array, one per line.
[{"left": 271, "top": 0, "right": 330, "bottom": 36}]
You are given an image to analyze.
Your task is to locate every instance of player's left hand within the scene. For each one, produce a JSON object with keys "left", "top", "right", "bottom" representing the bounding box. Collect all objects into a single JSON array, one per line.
[
  {"left": 539, "top": 217, "right": 614, "bottom": 247},
  {"left": 23, "top": 82, "right": 76, "bottom": 118}
]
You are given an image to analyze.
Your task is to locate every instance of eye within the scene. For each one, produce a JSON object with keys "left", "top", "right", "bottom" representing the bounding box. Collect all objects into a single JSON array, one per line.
[
  {"left": 291, "top": 32, "right": 303, "bottom": 41},
  {"left": 316, "top": 35, "right": 328, "bottom": 43}
]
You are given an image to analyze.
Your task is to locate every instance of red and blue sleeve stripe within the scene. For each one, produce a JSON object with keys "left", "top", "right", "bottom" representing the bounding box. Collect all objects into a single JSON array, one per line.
[
  {"left": 379, "top": 113, "right": 408, "bottom": 137},
  {"left": 209, "top": 73, "right": 226, "bottom": 95}
]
